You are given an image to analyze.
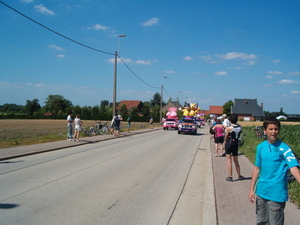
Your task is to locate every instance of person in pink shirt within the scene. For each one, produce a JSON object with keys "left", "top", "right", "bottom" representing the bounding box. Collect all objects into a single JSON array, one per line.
[{"left": 212, "top": 119, "right": 226, "bottom": 157}]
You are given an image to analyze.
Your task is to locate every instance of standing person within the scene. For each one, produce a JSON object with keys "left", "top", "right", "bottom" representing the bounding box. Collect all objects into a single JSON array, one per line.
[
  {"left": 127, "top": 116, "right": 131, "bottom": 133},
  {"left": 212, "top": 119, "right": 225, "bottom": 157},
  {"left": 224, "top": 114, "right": 244, "bottom": 181},
  {"left": 114, "top": 115, "right": 121, "bottom": 136},
  {"left": 149, "top": 117, "right": 153, "bottom": 129},
  {"left": 248, "top": 117, "right": 300, "bottom": 225},
  {"left": 222, "top": 114, "right": 231, "bottom": 128},
  {"left": 73, "top": 114, "right": 82, "bottom": 142},
  {"left": 110, "top": 116, "right": 115, "bottom": 135},
  {"left": 67, "top": 112, "right": 73, "bottom": 141},
  {"left": 221, "top": 114, "right": 231, "bottom": 156}
]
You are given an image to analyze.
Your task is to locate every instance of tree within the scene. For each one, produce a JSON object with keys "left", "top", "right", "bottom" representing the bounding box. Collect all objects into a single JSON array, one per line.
[
  {"left": 222, "top": 100, "right": 234, "bottom": 116},
  {"left": 44, "top": 95, "right": 73, "bottom": 115},
  {"left": 119, "top": 104, "right": 128, "bottom": 119},
  {"left": 150, "top": 92, "right": 163, "bottom": 107},
  {"left": 100, "top": 100, "right": 109, "bottom": 108},
  {"left": 24, "top": 99, "right": 41, "bottom": 115}
]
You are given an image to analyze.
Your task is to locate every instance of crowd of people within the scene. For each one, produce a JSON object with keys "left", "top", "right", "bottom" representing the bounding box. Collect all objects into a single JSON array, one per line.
[
  {"left": 210, "top": 114, "right": 244, "bottom": 182},
  {"left": 66, "top": 112, "right": 154, "bottom": 140}
]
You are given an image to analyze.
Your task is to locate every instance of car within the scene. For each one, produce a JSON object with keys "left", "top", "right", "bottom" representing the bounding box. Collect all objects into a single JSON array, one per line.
[
  {"left": 163, "top": 118, "right": 178, "bottom": 130},
  {"left": 177, "top": 117, "right": 197, "bottom": 135}
]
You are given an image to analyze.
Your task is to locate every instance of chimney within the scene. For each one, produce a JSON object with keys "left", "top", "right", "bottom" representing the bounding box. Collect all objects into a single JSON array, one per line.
[{"left": 261, "top": 103, "right": 263, "bottom": 109}]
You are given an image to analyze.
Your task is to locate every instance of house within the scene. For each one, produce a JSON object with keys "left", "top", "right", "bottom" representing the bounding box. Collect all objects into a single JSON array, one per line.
[
  {"left": 231, "top": 98, "right": 265, "bottom": 121},
  {"left": 161, "top": 99, "right": 183, "bottom": 113},
  {"left": 200, "top": 106, "right": 223, "bottom": 118},
  {"left": 117, "top": 100, "right": 143, "bottom": 111}
]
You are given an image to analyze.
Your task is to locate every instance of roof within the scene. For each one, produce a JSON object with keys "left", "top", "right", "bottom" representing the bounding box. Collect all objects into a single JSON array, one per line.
[
  {"left": 209, "top": 106, "right": 223, "bottom": 115},
  {"left": 117, "top": 100, "right": 142, "bottom": 110},
  {"left": 161, "top": 101, "right": 183, "bottom": 112},
  {"left": 231, "top": 98, "right": 265, "bottom": 117}
]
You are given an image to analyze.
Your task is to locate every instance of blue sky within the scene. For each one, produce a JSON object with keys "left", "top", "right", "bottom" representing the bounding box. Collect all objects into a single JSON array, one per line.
[{"left": 1, "top": 0, "right": 300, "bottom": 113}]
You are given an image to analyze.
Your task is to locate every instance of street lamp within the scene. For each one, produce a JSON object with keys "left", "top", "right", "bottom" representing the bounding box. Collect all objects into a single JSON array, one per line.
[
  {"left": 112, "top": 34, "right": 126, "bottom": 117},
  {"left": 160, "top": 76, "right": 167, "bottom": 123}
]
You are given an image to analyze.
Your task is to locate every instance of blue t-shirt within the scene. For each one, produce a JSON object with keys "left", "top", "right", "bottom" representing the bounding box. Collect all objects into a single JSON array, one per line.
[{"left": 255, "top": 140, "right": 299, "bottom": 202}]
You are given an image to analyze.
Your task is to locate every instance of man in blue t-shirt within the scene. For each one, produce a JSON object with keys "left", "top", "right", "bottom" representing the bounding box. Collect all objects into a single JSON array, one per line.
[{"left": 248, "top": 117, "right": 300, "bottom": 225}]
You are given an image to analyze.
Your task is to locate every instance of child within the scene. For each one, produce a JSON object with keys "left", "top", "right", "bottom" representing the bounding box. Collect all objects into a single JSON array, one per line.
[{"left": 248, "top": 117, "right": 300, "bottom": 225}]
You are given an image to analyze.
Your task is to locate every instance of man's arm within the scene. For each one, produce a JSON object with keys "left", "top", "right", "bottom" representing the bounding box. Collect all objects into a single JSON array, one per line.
[
  {"left": 290, "top": 167, "right": 300, "bottom": 184},
  {"left": 248, "top": 166, "right": 260, "bottom": 203}
]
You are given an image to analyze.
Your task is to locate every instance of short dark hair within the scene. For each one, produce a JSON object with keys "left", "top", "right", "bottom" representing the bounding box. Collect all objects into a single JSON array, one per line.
[
  {"left": 229, "top": 114, "right": 238, "bottom": 124},
  {"left": 263, "top": 117, "right": 281, "bottom": 130}
]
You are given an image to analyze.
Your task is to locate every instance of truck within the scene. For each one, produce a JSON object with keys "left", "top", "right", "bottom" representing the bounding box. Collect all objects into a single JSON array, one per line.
[
  {"left": 162, "top": 107, "right": 178, "bottom": 130},
  {"left": 177, "top": 116, "right": 197, "bottom": 135}
]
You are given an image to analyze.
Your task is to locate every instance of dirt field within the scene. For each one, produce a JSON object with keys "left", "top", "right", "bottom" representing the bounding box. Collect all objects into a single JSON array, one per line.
[{"left": 0, "top": 119, "right": 153, "bottom": 143}]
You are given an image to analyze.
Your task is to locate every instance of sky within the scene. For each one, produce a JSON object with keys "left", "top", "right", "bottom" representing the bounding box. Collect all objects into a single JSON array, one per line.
[{"left": 1, "top": 0, "right": 300, "bottom": 114}]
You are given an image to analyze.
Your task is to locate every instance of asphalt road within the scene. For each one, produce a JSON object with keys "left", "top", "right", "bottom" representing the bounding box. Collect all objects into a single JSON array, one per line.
[{"left": 0, "top": 129, "right": 206, "bottom": 225}]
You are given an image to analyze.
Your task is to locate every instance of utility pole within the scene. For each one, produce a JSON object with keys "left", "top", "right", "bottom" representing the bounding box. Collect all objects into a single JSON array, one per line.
[{"left": 113, "top": 51, "right": 117, "bottom": 117}]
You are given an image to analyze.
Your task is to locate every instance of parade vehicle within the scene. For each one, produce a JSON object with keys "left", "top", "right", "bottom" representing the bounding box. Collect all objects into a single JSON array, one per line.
[
  {"left": 162, "top": 107, "right": 178, "bottom": 130},
  {"left": 177, "top": 116, "right": 197, "bottom": 135}
]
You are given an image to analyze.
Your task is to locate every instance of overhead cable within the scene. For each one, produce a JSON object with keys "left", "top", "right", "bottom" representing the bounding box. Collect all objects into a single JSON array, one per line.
[
  {"left": 0, "top": 1, "right": 114, "bottom": 56},
  {"left": 118, "top": 56, "right": 161, "bottom": 89}
]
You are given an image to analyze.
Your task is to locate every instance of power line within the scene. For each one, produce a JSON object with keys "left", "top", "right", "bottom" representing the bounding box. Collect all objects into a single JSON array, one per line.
[
  {"left": 118, "top": 56, "right": 161, "bottom": 89},
  {"left": 1, "top": 0, "right": 175, "bottom": 99},
  {"left": 0, "top": 1, "right": 114, "bottom": 56}
]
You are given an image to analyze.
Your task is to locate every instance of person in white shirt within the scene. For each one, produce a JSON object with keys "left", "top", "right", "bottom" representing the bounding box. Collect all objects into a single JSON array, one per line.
[
  {"left": 73, "top": 114, "right": 82, "bottom": 142},
  {"left": 222, "top": 114, "right": 231, "bottom": 127}
]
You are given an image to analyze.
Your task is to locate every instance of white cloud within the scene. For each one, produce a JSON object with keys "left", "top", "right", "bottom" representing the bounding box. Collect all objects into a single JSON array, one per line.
[
  {"left": 263, "top": 84, "right": 272, "bottom": 87},
  {"left": 48, "top": 45, "right": 65, "bottom": 51},
  {"left": 56, "top": 54, "right": 65, "bottom": 58},
  {"left": 266, "top": 75, "right": 273, "bottom": 79},
  {"left": 142, "top": 17, "right": 159, "bottom": 26},
  {"left": 164, "top": 70, "right": 175, "bottom": 74},
  {"left": 136, "top": 60, "right": 151, "bottom": 65},
  {"left": 183, "top": 56, "right": 193, "bottom": 61},
  {"left": 200, "top": 55, "right": 212, "bottom": 62},
  {"left": 243, "top": 61, "right": 256, "bottom": 66},
  {"left": 234, "top": 67, "right": 242, "bottom": 70},
  {"left": 290, "top": 90, "right": 300, "bottom": 94},
  {"left": 289, "top": 71, "right": 300, "bottom": 75},
  {"left": 108, "top": 57, "right": 133, "bottom": 64},
  {"left": 215, "top": 71, "right": 228, "bottom": 76},
  {"left": 216, "top": 52, "right": 258, "bottom": 60},
  {"left": 87, "top": 24, "right": 109, "bottom": 31},
  {"left": 272, "top": 59, "right": 280, "bottom": 63},
  {"left": 34, "top": 4, "right": 55, "bottom": 15},
  {"left": 278, "top": 79, "right": 300, "bottom": 84},
  {"left": 268, "top": 71, "right": 282, "bottom": 75}
]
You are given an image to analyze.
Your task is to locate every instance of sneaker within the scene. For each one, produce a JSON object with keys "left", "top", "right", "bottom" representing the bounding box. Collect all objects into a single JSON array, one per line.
[
  {"left": 226, "top": 177, "right": 233, "bottom": 182},
  {"left": 238, "top": 175, "right": 245, "bottom": 180}
]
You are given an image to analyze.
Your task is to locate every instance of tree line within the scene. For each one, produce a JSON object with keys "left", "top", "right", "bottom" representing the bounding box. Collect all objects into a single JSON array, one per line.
[
  {"left": 1, "top": 97, "right": 295, "bottom": 122},
  {"left": 0, "top": 93, "right": 165, "bottom": 122}
]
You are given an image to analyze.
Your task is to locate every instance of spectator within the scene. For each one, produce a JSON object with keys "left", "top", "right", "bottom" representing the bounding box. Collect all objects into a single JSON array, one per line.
[
  {"left": 248, "top": 117, "right": 300, "bottom": 224},
  {"left": 73, "top": 114, "right": 82, "bottom": 142},
  {"left": 127, "top": 116, "right": 131, "bottom": 133},
  {"left": 212, "top": 119, "right": 225, "bottom": 157},
  {"left": 224, "top": 114, "right": 244, "bottom": 181},
  {"left": 114, "top": 115, "right": 121, "bottom": 136},
  {"left": 67, "top": 112, "right": 73, "bottom": 141},
  {"left": 149, "top": 117, "right": 153, "bottom": 129}
]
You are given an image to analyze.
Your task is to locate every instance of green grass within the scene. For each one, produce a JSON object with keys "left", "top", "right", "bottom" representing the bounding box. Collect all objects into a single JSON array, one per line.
[{"left": 239, "top": 125, "right": 300, "bottom": 208}]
